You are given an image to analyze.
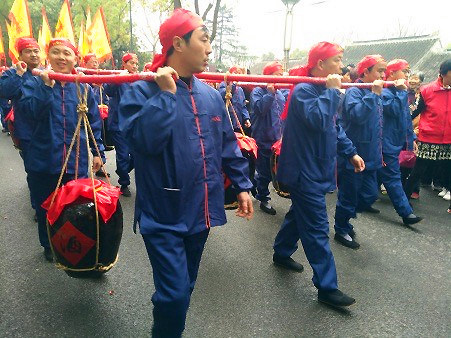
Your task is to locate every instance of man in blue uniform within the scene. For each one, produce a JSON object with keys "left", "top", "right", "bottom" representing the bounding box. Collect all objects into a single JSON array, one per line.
[
  {"left": 119, "top": 9, "right": 253, "bottom": 337},
  {"left": 20, "top": 38, "right": 104, "bottom": 262},
  {"left": 0, "top": 37, "right": 41, "bottom": 213},
  {"left": 380, "top": 59, "right": 422, "bottom": 225},
  {"left": 104, "top": 53, "right": 138, "bottom": 196},
  {"left": 251, "top": 61, "right": 286, "bottom": 215},
  {"left": 218, "top": 66, "right": 251, "bottom": 132},
  {"left": 334, "top": 55, "right": 386, "bottom": 249},
  {"left": 272, "top": 42, "right": 364, "bottom": 308}
]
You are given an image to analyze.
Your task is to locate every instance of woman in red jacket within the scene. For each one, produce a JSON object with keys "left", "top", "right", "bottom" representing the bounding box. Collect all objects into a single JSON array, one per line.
[{"left": 404, "top": 59, "right": 451, "bottom": 212}]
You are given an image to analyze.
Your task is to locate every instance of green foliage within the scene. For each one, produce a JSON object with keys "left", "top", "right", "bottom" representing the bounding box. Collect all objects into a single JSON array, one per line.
[{"left": 289, "top": 48, "right": 307, "bottom": 60}]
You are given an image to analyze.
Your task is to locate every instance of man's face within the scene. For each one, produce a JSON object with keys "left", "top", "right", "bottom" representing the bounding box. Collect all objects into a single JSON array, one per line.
[
  {"left": 364, "top": 62, "right": 386, "bottom": 82},
  {"left": 85, "top": 57, "right": 99, "bottom": 69},
  {"left": 19, "top": 47, "right": 41, "bottom": 69},
  {"left": 390, "top": 67, "right": 410, "bottom": 81},
  {"left": 48, "top": 45, "right": 77, "bottom": 74},
  {"left": 321, "top": 53, "right": 344, "bottom": 76},
  {"left": 272, "top": 68, "right": 284, "bottom": 76},
  {"left": 123, "top": 57, "right": 139, "bottom": 73},
  {"left": 442, "top": 70, "right": 451, "bottom": 87},
  {"left": 181, "top": 27, "right": 212, "bottom": 74}
]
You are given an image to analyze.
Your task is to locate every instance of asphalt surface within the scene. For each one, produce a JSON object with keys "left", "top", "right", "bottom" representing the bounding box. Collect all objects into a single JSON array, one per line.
[{"left": 0, "top": 132, "right": 450, "bottom": 337}]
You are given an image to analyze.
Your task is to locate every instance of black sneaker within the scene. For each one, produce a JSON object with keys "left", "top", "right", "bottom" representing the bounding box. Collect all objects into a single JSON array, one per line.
[
  {"left": 273, "top": 253, "right": 304, "bottom": 272},
  {"left": 349, "top": 228, "right": 356, "bottom": 239},
  {"left": 105, "top": 145, "right": 115, "bottom": 152},
  {"left": 318, "top": 289, "right": 355, "bottom": 307},
  {"left": 44, "top": 248, "right": 53, "bottom": 262},
  {"left": 260, "top": 201, "right": 276, "bottom": 215},
  {"left": 120, "top": 185, "right": 131, "bottom": 197},
  {"left": 402, "top": 214, "right": 423, "bottom": 225},
  {"left": 334, "top": 233, "right": 360, "bottom": 249},
  {"left": 357, "top": 206, "right": 380, "bottom": 214}
]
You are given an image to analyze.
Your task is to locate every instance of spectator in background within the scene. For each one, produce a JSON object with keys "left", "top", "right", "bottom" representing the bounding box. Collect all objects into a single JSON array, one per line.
[{"left": 404, "top": 59, "right": 451, "bottom": 210}]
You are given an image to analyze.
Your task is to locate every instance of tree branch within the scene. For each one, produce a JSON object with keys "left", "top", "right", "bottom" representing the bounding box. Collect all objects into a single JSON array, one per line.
[
  {"left": 174, "top": 0, "right": 182, "bottom": 9},
  {"left": 202, "top": 3, "right": 213, "bottom": 20},
  {"left": 195, "top": 0, "right": 200, "bottom": 15},
  {"left": 209, "top": 0, "right": 222, "bottom": 42}
]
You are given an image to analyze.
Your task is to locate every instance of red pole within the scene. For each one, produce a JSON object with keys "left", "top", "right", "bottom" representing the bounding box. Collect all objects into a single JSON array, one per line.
[{"left": 31, "top": 69, "right": 397, "bottom": 88}]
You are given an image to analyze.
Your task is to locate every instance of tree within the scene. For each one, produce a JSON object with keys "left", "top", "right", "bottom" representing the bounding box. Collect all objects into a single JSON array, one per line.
[{"left": 289, "top": 48, "right": 307, "bottom": 60}]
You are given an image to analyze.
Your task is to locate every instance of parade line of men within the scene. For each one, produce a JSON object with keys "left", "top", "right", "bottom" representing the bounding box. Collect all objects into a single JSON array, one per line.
[{"left": 1, "top": 8, "right": 450, "bottom": 338}]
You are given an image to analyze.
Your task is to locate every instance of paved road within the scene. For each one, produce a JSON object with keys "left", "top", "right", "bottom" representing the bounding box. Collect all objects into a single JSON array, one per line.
[{"left": 0, "top": 133, "right": 450, "bottom": 337}]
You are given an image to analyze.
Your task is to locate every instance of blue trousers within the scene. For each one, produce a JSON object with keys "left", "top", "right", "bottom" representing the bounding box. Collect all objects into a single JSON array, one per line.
[
  {"left": 19, "top": 139, "right": 35, "bottom": 210},
  {"left": 378, "top": 154, "right": 413, "bottom": 218},
  {"left": 335, "top": 169, "right": 378, "bottom": 235},
  {"left": 143, "top": 228, "right": 210, "bottom": 338},
  {"left": 255, "top": 148, "right": 272, "bottom": 202},
  {"left": 110, "top": 130, "right": 134, "bottom": 187},
  {"left": 28, "top": 171, "right": 75, "bottom": 248},
  {"left": 273, "top": 188, "right": 338, "bottom": 291}
]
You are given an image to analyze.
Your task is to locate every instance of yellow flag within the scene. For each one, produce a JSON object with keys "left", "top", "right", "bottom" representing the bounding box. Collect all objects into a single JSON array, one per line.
[
  {"left": 38, "top": 7, "right": 53, "bottom": 62},
  {"left": 7, "top": 0, "right": 33, "bottom": 63},
  {"left": 87, "top": 7, "right": 112, "bottom": 63},
  {"left": 55, "top": 0, "right": 75, "bottom": 44},
  {"left": 78, "top": 20, "right": 91, "bottom": 58},
  {"left": 0, "top": 26, "right": 6, "bottom": 66}
]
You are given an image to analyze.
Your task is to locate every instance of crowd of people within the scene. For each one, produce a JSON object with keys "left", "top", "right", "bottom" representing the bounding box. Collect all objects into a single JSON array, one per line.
[{"left": 1, "top": 8, "right": 450, "bottom": 338}]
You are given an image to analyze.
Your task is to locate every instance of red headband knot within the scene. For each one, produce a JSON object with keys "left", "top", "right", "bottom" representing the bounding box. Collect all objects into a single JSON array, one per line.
[
  {"left": 48, "top": 38, "right": 78, "bottom": 55},
  {"left": 385, "top": 59, "right": 409, "bottom": 79},
  {"left": 16, "top": 37, "right": 39, "bottom": 54},
  {"left": 149, "top": 9, "right": 204, "bottom": 72},
  {"left": 143, "top": 62, "right": 153, "bottom": 72},
  {"left": 263, "top": 61, "right": 283, "bottom": 75},
  {"left": 356, "top": 54, "right": 385, "bottom": 75}
]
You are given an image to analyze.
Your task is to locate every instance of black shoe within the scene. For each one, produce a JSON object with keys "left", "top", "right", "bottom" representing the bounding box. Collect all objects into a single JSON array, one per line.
[
  {"left": 402, "top": 214, "right": 423, "bottom": 225},
  {"left": 318, "top": 289, "right": 355, "bottom": 307},
  {"left": 349, "top": 229, "right": 356, "bottom": 239},
  {"left": 120, "top": 185, "right": 131, "bottom": 197},
  {"left": 95, "top": 170, "right": 110, "bottom": 177},
  {"left": 273, "top": 253, "right": 304, "bottom": 272},
  {"left": 260, "top": 201, "right": 276, "bottom": 215},
  {"left": 44, "top": 248, "right": 53, "bottom": 262},
  {"left": 105, "top": 145, "right": 115, "bottom": 152},
  {"left": 1, "top": 128, "right": 8, "bottom": 133},
  {"left": 334, "top": 233, "right": 360, "bottom": 249},
  {"left": 357, "top": 206, "right": 380, "bottom": 214}
]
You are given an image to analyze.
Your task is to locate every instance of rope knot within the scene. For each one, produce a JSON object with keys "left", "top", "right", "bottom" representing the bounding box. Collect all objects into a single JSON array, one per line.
[{"left": 77, "top": 103, "right": 88, "bottom": 116}]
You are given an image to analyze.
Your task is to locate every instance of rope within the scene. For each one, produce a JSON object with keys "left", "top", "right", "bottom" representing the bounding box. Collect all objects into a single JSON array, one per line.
[
  {"left": 46, "top": 80, "right": 115, "bottom": 273},
  {"left": 224, "top": 74, "right": 246, "bottom": 136}
]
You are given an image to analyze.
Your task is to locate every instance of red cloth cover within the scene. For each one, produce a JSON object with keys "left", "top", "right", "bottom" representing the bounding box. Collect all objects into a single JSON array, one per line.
[
  {"left": 5, "top": 108, "right": 14, "bottom": 122},
  {"left": 149, "top": 9, "right": 204, "bottom": 72},
  {"left": 42, "top": 178, "right": 121, "bottom": 225},
  {"left": 235, "top": 132, "right": 258, "bottom": 159},
  {"left": 16, "top": 37, "right": 39, "bottom": 53},
  {"left": 356, "top": 54, "right": 385, "bottom": 75}
]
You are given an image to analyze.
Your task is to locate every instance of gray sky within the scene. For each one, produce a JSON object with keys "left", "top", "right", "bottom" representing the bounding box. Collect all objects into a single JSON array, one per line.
[{"left": 135, "top": 0, "right": 451, "bottom": 58}]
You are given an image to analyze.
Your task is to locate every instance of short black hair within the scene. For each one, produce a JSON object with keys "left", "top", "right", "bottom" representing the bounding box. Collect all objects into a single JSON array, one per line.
[
  {"left": 439, "top": 59, "right": 451, "bottom": 76},
  {"left": 359, "top": 65, "right": 374, "bottom": 78},
  {"left": 347, "top": 63, "right": 355, "bottom": 68},
  {"left": 341, "top": 67, "right": 350, "bottom": 75},
  {"left": 166, "top": 25, "right": 209, "bottom": 57},
  {"left": 411, "top": 71, "right": 425, "bottom": 82}
]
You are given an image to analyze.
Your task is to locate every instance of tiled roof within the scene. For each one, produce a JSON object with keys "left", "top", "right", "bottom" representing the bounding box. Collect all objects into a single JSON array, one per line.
[
  {"left": 343, "top": 35, "right": 440, "bottom": 67},
  {"left": 413, "top": 50, "right": 451, "bottom": 82}
]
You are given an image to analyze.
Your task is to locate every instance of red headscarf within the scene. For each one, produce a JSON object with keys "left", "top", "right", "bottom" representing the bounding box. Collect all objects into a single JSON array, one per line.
[
  {"left": 143, "top": 62, "right": 153, "bottom": 72},
  {"left": 281, "top": 41, "right": 343, "bottom": 120},
  {"left": 122, "top": 53, "right": 137, "bottom": 64},
  {"left": 263, "top": 61, "right": 283, "bottom": 75},
  {"left": 229, "top": 66, "right": 239, "bottom": 74},
  {"left": 385, "top": 59, "right": 409, "bottom": 79},
  {"left": 356, "top": 54, "right": 385, "bottom": 75},
  {"left": 83, "top": 53, "right": 97, "bottom": 65},
  {"left": 293, "top": 41, "right": 343, "bottom": 76},
  {"left": 47, "top": 38, "right": 78, "bottom": 55},
  {"left": 149, "top": 9, "right": 204, "bottom": 72},
  {"left": 15, "top": 37, "right": 39, "bottom": 53}
]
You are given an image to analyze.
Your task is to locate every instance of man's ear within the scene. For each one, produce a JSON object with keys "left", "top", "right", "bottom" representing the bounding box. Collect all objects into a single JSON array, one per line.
[
  {"left": 172, "top": 36, "right": 184, "bottom": 53},
  {"left": 316, "top": 59, "right": 324, "bottom": 71}
]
